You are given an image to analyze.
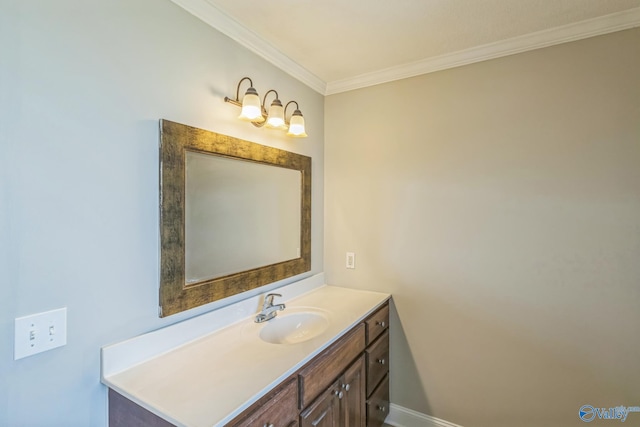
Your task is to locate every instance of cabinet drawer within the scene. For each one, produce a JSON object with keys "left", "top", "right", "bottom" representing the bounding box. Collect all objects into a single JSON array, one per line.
[
  {"left": 298, "top": 323, "right": 366, "bottom": 409},
  {"left": 300, "top": 380, "right": 341, "bottom": 427},
  {"left": 366, "top": 375, "right": 389, "bottom": 427},
  {"left": 227, "top": 378, "right": 298, "bottom": 427},
  {"left": 365, "top": 304, "right": 389, "bottom": 345},
  {"left": 366, "top": 330, "right": 389, "bottom": 397}
]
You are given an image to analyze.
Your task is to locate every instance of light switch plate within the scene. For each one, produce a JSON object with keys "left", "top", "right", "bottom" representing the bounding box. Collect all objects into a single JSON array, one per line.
[{"left": 14, "top": 308, "right": 67, "bottom": 360}]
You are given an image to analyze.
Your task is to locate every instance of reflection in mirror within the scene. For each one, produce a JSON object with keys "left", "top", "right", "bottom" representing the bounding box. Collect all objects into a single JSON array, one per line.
[
  {"left": 159, "top": 119, "right": 311, "bottom": 317},
  {"left": 185, "top": 151, "right": 302, "bottom": 282}
]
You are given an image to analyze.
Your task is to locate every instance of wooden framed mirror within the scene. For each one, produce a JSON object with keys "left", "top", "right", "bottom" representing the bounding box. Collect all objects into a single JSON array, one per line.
[{"left": 159, "top": 120, "right": 311, "bottom": 317}]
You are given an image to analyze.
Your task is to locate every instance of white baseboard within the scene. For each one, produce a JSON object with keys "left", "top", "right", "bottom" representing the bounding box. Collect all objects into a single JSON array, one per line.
[{"left": 386, "top": 404, "right": 464, "bottom": 427}]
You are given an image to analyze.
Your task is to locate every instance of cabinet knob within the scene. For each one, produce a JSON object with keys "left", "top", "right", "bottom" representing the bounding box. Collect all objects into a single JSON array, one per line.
[
  {"left": 377, "top": 358, "right": 385, "bottom": 365},
  {"left": 333, "top": 390, "right": 344, "bottom": 399},
  {"left": 376, "top": 320, "right": 386, "bottom": 328},
  {"left": 377, "top": 405, "right": 386, "bottom": 413},
  {"left": 341, "top": 383, "right": 350, "bottom": 392}
]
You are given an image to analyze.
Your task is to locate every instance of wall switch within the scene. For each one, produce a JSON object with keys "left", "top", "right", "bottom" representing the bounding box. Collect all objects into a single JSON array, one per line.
[
  {"left": 14, "top": 308, "right": 67, "bottom": 360},
  {"left": 346, "top": 252, "right": 356, "bottom": 269}
]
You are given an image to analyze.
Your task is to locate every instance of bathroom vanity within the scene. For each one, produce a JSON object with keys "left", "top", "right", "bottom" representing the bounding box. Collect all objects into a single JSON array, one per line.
[
  {"left": 228, "top": 302, "right": 389, "bottom": 427},
  {"left": 102, "top": 275, "right": 390, "bottom": 427}
]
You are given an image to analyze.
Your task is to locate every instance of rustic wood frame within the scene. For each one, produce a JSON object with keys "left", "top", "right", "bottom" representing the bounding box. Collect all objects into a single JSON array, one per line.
[{"left": 159, "top": 119, "right": 312, "bottom": 317}]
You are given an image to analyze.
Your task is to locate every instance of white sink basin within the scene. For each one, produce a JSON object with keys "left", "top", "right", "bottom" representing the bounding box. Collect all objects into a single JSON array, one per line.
[{"left": 259, "top": 309, "right": 330, "bottom": 345}]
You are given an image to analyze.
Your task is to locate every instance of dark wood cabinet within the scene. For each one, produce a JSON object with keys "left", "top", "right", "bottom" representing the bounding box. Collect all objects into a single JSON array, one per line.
[
  {"left": 366, "top": 330, "right": 389, "bottom": 397},
  {"left": 109, "top": 389, "right": 175, "bottom": 427},
  {"left": 301, "top": 355, "right": 365, "bottom": 427},
  {"left": 228, "top": 377, "right": 298, "bottom": 427},
  {"left": 341, "top": 355, "right": 366, "bottom": 427},
  {"left": 366, "top": 375, "right": 389, "bottom": 427},
  {"left": 300, "top": 380, "right": 341, "bottom": 427},
  {"left": 365, "top": 304, "right": 389, "bottom": 345},
  {"left": 297, "top": 303, "right": 389, "bottom": 427},
  {"left": 298, "top": 324, "right": 366, "bottom": 410},
  {"left": 365, "top": 305, "right": 390, "bottom": 427}
]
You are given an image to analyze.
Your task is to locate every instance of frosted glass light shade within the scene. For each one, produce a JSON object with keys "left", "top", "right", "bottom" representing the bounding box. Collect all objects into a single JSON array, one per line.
[
  {"left": 287, "top": 110, "right": 307, "bottom": 137},
  {"left": 265, "top": 99, "right": 286, "bottom": 129},
  {"left": 238, "top": 87, "right": 264, "bottom": 122}
]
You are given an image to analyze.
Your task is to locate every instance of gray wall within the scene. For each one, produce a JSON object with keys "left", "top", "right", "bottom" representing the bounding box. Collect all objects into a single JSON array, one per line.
[
  {"left": 0, "top": 1, "right": 324, "bottom": 426},
  {"left": 325, "top": 28, "right": 640, "bottom": 427}
]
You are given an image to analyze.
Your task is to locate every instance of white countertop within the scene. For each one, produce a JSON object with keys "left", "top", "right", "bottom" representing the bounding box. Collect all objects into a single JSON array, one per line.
[{"left": 101, "top": 275, "right": 390, "bottom": 427}]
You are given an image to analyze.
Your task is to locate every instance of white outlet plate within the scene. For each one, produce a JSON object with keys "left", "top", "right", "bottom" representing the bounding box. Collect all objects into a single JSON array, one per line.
[
  {"left": 14, "top": 308, "right": 67, "bottom": 360},
  {"left": 346, "top": 252, "right": 356, "bottom": 269}
]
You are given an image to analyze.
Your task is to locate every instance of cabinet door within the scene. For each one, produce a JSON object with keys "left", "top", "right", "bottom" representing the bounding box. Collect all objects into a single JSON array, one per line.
[
  {"left": 228, "top": 378, "right": 298, "bottom": 427},
  {"left": 340, "top": 355, "right": 365, "bottom": 427},
  {"left": 300, "top": 381, "right": 341, "bottom": 427},
  {"left": 298, "top": 324, "right": 365, "bottom": 409}
]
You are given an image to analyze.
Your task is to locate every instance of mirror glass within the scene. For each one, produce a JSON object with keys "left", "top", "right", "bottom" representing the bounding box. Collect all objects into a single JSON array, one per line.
[
  {"left": 185, "top": 151, "right": 301, "bottom": 282},
  {"left": 159, "top": 120, "right": 311, "bottom": 317}
]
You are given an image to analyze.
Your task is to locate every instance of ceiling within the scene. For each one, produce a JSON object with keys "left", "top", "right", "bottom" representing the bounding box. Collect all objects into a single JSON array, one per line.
[{"left": 172, "top": 0, "right": 640, "bottom": 94}]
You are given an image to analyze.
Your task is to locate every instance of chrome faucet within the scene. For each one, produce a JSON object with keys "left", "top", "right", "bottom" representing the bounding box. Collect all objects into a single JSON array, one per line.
[{"left": 255, "top": 293, "right": 286, "bottom": 323}]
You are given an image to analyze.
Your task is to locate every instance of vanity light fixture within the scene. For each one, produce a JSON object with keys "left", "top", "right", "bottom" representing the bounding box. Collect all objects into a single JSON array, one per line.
[{"left": 224, "top": 77, "right": 307, "bottom": 137}]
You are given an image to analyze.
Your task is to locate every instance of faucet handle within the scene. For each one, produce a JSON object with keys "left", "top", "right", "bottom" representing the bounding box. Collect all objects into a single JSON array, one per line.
[{"left": 264, "top": 293, "right": 282, "bottom": 305}]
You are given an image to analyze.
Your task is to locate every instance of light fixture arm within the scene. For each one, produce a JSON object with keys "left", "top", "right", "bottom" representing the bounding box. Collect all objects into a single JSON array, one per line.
[
  {"left": 224, "top": 76, "right": 254, "bottom": 107},
  {"left": 284, "top": 100, "right": 299, "bottom": 124},
  {"left": 262, "top": 89, "right": 279, "bottom": 113}
]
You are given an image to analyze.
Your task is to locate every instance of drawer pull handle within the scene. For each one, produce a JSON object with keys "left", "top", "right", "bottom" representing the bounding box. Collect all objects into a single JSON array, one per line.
[
  {"left": 312, "top": 409, "right": 329, "bottom": 426},
  {"left": 264, "top": 424, "right": 274, "bottom": 427},
  {"left": 333, "top": 390, "right": 344, "bottom": 399},
  {"left": 376, "top": 320, "right": 386, "bottom": 328},
  {"left": 377, "top": 358, "right": 386, "bottom": 365},
  {"left": 377, "top": 405, "right": 387, "bottom": 413},
  {"left": 342, "top": 383, "right": 350, "bottom": 392}
]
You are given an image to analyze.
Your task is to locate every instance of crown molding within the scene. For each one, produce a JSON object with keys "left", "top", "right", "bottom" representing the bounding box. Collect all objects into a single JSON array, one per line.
[
  {"left": 170, "top": 0, "right": 327, "bottom": 94},
  {"left": 325, "top": 7, "right": 640, "bottom": 95},
  {"left": 170, "top": 1, "right": 640, "bottom": 96}
]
